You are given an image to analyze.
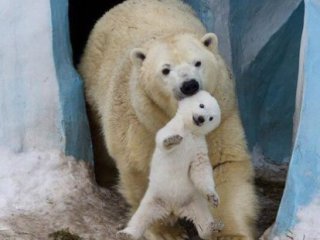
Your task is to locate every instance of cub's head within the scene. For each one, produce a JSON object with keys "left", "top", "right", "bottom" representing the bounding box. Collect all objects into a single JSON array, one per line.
[{"left": 177, "top": 90, "right": 221, "bottom": 135}]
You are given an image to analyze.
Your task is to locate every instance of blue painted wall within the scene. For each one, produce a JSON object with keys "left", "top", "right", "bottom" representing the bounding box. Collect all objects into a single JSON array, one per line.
[
  {"left": 185, "top": 0, "right": 214, "bottom": 31},
  {"left": 271, "top": 0, "right": 320, "bottom": 237},
  {"left": 187, "top": 0, "right": 304, "bottom": 165},
  {"left": 50, "top": 0, "right": 93, "bottom": 162},
  {"left": 230, "top": 1, "right": 304, "bottom": 164}
]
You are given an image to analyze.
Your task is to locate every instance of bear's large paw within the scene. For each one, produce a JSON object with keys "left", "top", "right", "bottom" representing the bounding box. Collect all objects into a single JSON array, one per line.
[
  {"left": 144, "top": 223, "right": 188, "bottom": 240},
  {"left": 163, "top": 135, "right": 183, "bottom": 149},
  {"left": 117, "top": 231, "right": 134, "bottom": 240},
  {"left": 210, "top": 220, "right": 224, "bottom": 233},
  {"left": 198, "top": 220, "right": 224, "bottom": 240}
]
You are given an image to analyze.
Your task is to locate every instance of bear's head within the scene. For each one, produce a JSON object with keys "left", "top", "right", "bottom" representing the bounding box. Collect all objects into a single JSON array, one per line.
[
  {"left": 177, "top": 90, "right": 221, "bottom": 136},
  {"left": 130, "top": 32, "right": 234, "bottom": 131}
]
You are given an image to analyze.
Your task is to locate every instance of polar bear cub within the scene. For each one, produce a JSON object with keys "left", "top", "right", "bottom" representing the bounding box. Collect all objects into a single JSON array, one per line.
[{"left": 117, "top": 91, "right": 223, "bottom": 240}]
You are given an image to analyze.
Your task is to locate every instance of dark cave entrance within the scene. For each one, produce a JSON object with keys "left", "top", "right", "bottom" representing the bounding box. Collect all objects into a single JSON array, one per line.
[
  {"left": 69, "top": 0, "right": 124, "bottom": 65},
  {"left": 69, "top": 0, "right": 125, "bottom": 187}
]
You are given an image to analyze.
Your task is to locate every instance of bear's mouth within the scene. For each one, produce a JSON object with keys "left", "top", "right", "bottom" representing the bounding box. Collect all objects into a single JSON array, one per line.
[
  {"left": 173, "top": 89, "right": 185, "bottom": 100},
  {"left": 193, "top": 115, "right": 203, "bottom": 127}
]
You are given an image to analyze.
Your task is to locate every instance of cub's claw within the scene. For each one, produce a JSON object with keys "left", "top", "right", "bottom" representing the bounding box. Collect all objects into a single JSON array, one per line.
[
  {"left": 207, "top": 193, "right": 220, "bottom": 207},
  {"left": 163, "top": 135, "right": 183, "bottom": 149}
]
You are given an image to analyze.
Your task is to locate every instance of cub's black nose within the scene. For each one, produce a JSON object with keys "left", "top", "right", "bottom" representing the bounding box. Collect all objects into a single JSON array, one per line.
[
  {"left": 198, "top": 116, "right": 205, "bottom": 123},
  {"left": 180, "top": 79, "right": 199, "bottom": 96},
  {"left": 193, "top": 115, "right": 205, "bottom": 126}
]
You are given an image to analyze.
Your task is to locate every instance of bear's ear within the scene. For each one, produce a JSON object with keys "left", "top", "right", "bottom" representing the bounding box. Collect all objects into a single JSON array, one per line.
[
  {"left": 201, "top": 33, "right": 218, "bottom": 52},
  {"left": 130, "top": 48, "right": 146, "bottom": 66}
]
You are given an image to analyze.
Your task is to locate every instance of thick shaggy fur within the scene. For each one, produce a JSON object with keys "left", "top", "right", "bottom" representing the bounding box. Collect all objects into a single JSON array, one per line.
[{"left": 79, "top": 0, "right": 258, "bottom": 239}]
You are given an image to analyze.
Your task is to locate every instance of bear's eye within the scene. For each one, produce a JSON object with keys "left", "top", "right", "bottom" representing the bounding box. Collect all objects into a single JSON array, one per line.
[
  {"left": 162, "top": 68, "right": 170, "bottom": 76},
  {"left": 209, "top": 117, "right": 214, "bottom": 121},
  {"left": 199, "top": 104, "right": 204, "bottom": 108},
  {"left": 195, "top": 61, "right": 202, "bottom": 67}
]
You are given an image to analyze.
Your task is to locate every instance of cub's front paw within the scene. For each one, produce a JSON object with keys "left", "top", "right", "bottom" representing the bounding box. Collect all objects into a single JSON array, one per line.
[
  {"left": 163, "top": 135, "right": 183, "bottom": 149},
  {"left": 207, "top": 192, "right": 220, "bottom": 208}
]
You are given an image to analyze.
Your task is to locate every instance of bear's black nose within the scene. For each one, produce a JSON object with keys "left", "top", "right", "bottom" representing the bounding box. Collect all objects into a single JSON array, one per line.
[{"left": 180, "top": 79, "right": 199, "bottom": 96}]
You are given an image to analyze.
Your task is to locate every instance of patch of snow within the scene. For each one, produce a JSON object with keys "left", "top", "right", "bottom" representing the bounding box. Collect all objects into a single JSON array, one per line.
[
  {"left": 260, "top": 196, "right": 320, "bottom": 240},
  {"left": 0, "top": 148, "right": 127, "bottom": 239},
  {"left": 290, "top": 196, "right": 320, "bottom": 240}
]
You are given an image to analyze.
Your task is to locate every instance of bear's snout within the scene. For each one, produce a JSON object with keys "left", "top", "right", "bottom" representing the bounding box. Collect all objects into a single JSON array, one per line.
[{"left": 180, "top": 79, "right": 199, "bottom": 96}]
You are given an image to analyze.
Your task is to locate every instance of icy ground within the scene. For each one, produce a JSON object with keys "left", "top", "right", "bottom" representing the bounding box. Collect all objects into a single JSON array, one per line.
[
  {"left": 0, "top": 148, "right": 127, "bottom": 240},
  {"left": 0, "top": 147, "right": 290, "bottom": 239},
  {"left": 262, "top": 196, "right": 320, "bottom": 240}
]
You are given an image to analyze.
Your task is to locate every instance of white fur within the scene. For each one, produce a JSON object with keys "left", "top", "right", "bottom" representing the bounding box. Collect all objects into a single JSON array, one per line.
[{"left": 118, "top": 91, "right": 222, "bottom": 240}]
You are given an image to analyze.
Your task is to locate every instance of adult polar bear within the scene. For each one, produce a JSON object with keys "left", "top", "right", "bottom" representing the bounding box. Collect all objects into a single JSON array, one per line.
[{"left": 79, "top": 0, "right": 258, "bottom": 239}]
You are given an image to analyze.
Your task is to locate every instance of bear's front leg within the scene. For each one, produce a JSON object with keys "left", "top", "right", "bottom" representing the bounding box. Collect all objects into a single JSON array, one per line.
[
  {"left": 210, "top": 161, "right": 257, "bottom": 240},
  {"left": 189, "top": 152, "right": 219, "bottom": 207},
  {"left": 207, "top": 114, "right": 258, "bottom": 240}
]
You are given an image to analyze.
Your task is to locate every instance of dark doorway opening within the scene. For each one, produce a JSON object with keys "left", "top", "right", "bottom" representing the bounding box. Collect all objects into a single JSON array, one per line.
[
  {"left": 69, "top": 0, "right": 125, "bottom": 187},
  {"left": 69, "top": 0, "right": 124, "bottom": 65}
]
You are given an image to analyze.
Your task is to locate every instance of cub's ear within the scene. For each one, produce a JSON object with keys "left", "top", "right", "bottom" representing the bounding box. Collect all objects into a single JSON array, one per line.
[
  {"left": 201, "top": 33, "right": 218, "bottom": 52},
  {"left": 130, "top": 48, "right": 146, "bottom": 66}
]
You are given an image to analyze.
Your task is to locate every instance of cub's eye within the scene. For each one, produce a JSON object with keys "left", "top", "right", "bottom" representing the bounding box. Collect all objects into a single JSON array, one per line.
[
  {"left": 162, "top": 68, "right": 170, "bottom": 75},
  {"left": 199, "top": 104, "right": 204, "bottom": 108},
  {"left": 209, "top": 117, "right": 214, "bottom": 121},
  {"left": 195, "top": 61, "right": 202, "bottom": 67}
]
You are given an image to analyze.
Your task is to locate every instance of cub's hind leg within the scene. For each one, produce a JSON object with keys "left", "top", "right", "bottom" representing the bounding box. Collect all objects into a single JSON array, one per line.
[{"left": 180, "top": 196, "right": 223, "bottom": 240}]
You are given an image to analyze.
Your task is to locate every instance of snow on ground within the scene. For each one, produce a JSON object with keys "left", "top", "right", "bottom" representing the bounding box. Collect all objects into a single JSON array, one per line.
[
  {"left": 260, "top": 196, "right": 320, "bottom": 240},
  {"left": 0, "top": 147, "right": 290, "bottom": 239},
  {"left": 289, "top": 196, "right": 320, "bottom": 240},
  {"left": 0, "top": 148, "right": 127, "bottom": 239}
]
